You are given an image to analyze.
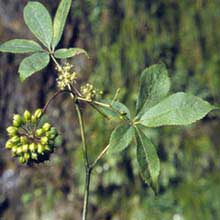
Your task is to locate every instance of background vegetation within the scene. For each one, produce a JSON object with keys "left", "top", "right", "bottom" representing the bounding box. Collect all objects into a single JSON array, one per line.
[{"left": 0, "top": 0, "right": 220, "bottom": 219}]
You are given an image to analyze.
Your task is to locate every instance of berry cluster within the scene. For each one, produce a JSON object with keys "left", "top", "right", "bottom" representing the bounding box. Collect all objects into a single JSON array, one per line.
[
  {"left": 5, "top": 109, "right": 61, "bottom": 164},
  {"left": 56, "top": 63, "right": 78, "bottom": 90}
]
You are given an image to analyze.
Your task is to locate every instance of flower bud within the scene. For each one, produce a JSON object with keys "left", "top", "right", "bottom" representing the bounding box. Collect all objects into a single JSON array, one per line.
[
  {"left": 20, "top": 136, "right": 28, "bottom": 144},
  {"left": 35, "top": 129, "right": 43, "bottom": 137},
  {"left": 54, "top": 135, "right": 62, "bottom": 147},
  {"left": 6, "top": 126, "right": 18, "bottom": 136},
  {"left": 22, "top": 144, "right": 29, "bottom": 153},
  {"left": 5, "top": 140, "right": 13, "bottom": 149},
  {"left": 44, "top": 145, "right": 51, "bottom": 151},
  {"left": 31, "top": 115, "right": 37, "bottom": 124},
  {"left": 42, "top": 123, "right": 51, "bottom": 132},
  {"left": 48, "top": 133, "right": 56, "bottom": 140},
  {"left": 11, "top": 136, "right": 20, "bottom": 143},
  {"left": 29, "top": 143, "right": 37, "bottom": 152},
  {"left": 24, "top": 153, "right": 30, "bottom": 160},
  {"left": 13, "top": 114, "right": 23, "bottom": 127},
  {"left": 41, "top": 136, "right": 48, "bottom": 145},
  {"left": 24, "top": 110, "right": 31, "bottom": 122},
  {"left": 50, "top": 127, "right": 57, "bottom": 135},
  {"left": 12, "top": 146, "right": 17, "bottom": 153},
  {"left": 37, "top": 144, "right": 44, "bottom": 154},
  {"left": 19, "top": 157, "right": 26, "bottom": 164},
  {"left": 16, "top": 147, "right": 23, "bottom": 154},
  {"left": 31, "top": 152, "right": 38, "bottom": 160},
  {"left": 34, "top": 109, "right": 43, "bottom": 119}
]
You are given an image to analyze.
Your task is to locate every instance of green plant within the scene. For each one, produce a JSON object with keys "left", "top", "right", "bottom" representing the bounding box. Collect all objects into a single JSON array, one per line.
[{"left": 0, "top": 0, "right": 218, "bottom": 219}]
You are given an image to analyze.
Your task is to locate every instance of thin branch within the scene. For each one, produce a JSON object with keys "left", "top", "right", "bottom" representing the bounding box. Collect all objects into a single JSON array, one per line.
[
  {"left": 82, "top": 168, "right": 91, "bottom": 220},
  {"left": 75, "top": 103, "right": 89, "bottom": 168},
  {"left": 43, "top": 90, "right": 72, "bottom": 113},
  {"left": 75, "top": 103, "right": 91, "bottom": 220},
  {"left": 89, "top": 103, "right": 110, "bottom": 120},
  {"left": 90, "top": 144, "right": 110, "bottom": 169}
]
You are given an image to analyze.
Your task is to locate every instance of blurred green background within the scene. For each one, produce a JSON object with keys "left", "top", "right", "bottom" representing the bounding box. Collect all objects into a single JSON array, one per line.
[{"left": 0, "top": 0, "right": 220, "bottom": 220}]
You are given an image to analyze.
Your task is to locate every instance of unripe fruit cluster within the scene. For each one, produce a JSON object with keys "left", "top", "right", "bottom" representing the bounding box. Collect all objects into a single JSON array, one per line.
[{"left": 5, "top": 109, "right": 61, "bottom": 164}]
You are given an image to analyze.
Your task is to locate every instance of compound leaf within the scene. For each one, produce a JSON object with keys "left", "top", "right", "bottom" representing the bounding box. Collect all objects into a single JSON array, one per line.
[
  {"left": 24, "top": 2, "right": 53, "bottom": 49},
  {"left": 135, "top": 127, "right": 160, "bottom": 192},
  {"left": 54, "top": 48, "right": 88, "bottom": 59},
  {"left": 136, "top": 63, "right": 170, "bottom": 117},
  {"left": 139, "top": 92, "right": 216, "bottom": 127},
  {"left": 19, "top": 52, "right": 50, "bottom": 81},
  {"left": 52, "top": 0, "right": 72, "bottom": 49},
  {"left": 108, "top": 124, "right": 134, "bottom": 154},
  {"left": 0, "top": 39, "right": 43, "bottom": 53}
]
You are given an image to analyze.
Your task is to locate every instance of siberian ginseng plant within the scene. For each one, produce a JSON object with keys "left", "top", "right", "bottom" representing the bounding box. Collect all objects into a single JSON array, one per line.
[{"left": 0, "top": 0, "right": 218, "bottom": 219}]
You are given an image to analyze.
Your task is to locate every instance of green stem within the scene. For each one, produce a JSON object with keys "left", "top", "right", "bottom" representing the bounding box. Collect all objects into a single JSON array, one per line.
[
  {"left": 90, "top": 144, "right": 110, "bottom": 169},
  {"left": 82, "top": 168, "right": 91, "bottom": 220},
  {"left": 75, "top": 103, "right": 89, "bottom": 167},
  {"left": 75, "top": 103, "right": 91, "bottom": 220}
]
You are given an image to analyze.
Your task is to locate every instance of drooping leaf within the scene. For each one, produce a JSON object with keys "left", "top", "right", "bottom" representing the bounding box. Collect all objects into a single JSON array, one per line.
[
  {"left": 108, "top": 124, "right": 134, "bottom": 154},
  {"left": 24, "top": 2, "right": 53, "bottom": 49},
  {"left": 139, "top": 92, "right": 216, "bottom": 127},
  {"left": 135, "top": 127, "right": 160, "bottom": 192},
  {"left": 19, "top": 52, "right": 50, "bottom": 81},
  {"left": 52, "top": 0, "right": 72, "bottom": 49},
  {"left": 0, "top": 39, "right": 43, "bottom": 53},
  {"left": 54, "top": 48, "right": 88, "bottom": 59},
  {"left": 98, "top": 100, "right": 131, "bottom": 120},
  {"left": 136, "top": 63, "right": 170, "bottom": 117}
]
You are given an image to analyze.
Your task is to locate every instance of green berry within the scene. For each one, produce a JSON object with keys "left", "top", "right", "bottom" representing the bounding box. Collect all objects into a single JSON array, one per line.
[
  {"left": 44, "top": 145, "right": 51, "bottom": 151},
  {"left": 34, "top": 109, "right": 43, "bottom": 119},
  {"left": 20, "top": 136, "right": 28, "bottom": 144},
  {"left": 31, "top": 152, "right": 38, "bottom": 160},
  {"left": 11, "top": 136, "right": 20, "bottom": 143},
  {"left": 6, "top": 126, "right": 18, "bottom": 136},
  {"left": 54, "top": 135, "right": 62, "bottom": 147},
  {"left": 41, "top": 136, "right": 48, "bottom": 145},
  {"left": 29, "top": 143, "right": 37, "bottom": 152},
  {"left": 12, "top": 146, "right": 17, "bottom": 153},
  {"left": 48, "top": 128, "right": 58, "bottom": 139},
  {"left": 42, "top": 123, "right": 51, "bottom": 132},
  {"left": 50, "top": 127, "right": 57, "bottom": 134},
  {"left": 31, "top": 115, "right": 37, "bottom": 124},
  {"left": 5, "top": 140, "right": 13, "bottom": 149},
  {"left": 16, "top": 147, "right": 23, "bottom": 154},
  {"left": 35, "top": 129, "right": 43, "bottom": 137},
  {"left": 13, "top": 114, "right": 23, "bottom": 127},
  {"left": 22, "top": 144, "right": 29, "bottom": 153},
  {"left": 37, "top": 144, "right": 44, "bottom": 154},
  {"left": 19, "top": 157, "right": 26, "bottom": 164},
  {"left": 24, "top": 110, "right": 31, "bottom": 122},
  {"left": 24, "top": 153, "right": 30, "bottom": 160}
]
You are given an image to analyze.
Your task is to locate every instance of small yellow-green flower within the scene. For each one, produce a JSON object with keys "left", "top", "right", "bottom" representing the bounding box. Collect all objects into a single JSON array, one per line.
[
  {"left": 80, "top": 83, "right": 102, "bottom": 101},
  {"left": 5, "top": 109, "right": 62, "bottom": 164},
  {"left": 56, "top": 62, "right": 78, "bottom": 90}
]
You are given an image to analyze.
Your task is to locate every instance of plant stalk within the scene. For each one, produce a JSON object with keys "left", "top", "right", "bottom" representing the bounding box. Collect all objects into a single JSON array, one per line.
[
  {"left": 51, "top": 55, "right": 111, "bottom": 220},
  {"left": 75, "top": 103, "right": 91, "bottom": 220},
  {"left": 82, "top": 167, "right": 91, "bottom": 220}
]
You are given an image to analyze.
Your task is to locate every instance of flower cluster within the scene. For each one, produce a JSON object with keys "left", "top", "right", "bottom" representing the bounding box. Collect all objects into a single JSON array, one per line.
[
  {"left": 56, "top": 63, "right": 78, "bottom": 90},
  {"left": 80, "top": 83, "right": 103, "bottom": 101},
  {"left": 5, "top": 109, "right": 61, "bottom": 164}
]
